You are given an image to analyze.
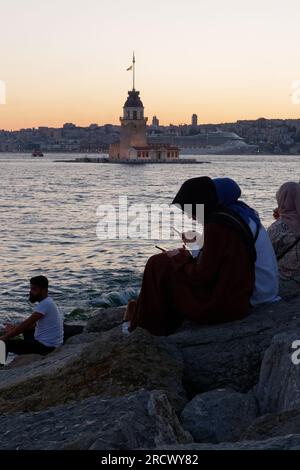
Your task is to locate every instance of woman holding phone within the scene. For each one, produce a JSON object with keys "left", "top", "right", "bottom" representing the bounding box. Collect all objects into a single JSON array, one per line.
[{"left": 125, "top": 176, "right": 257, "bottom": 336}]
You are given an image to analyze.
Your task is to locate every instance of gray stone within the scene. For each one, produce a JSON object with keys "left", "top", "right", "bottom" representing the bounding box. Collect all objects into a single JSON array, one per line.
[
  {"left": 168, "top": 295, "right": 300, "bottom": 395},
  {"left": 80, "top": 295, "right": 300, "bottom": 397},
  {"left": 1, "top": 295, "right": 300, "bottom": 450},
  {"left": 85, "top": 306, "right": 125, "bottom": 333},
  {"left": 7, "top": 354, "right": 43, "bottom": 369},
  {"left": 65, "top": 332, "right": 103, "bottom": 345},
  {"left": 157, "top": 434, "right": 300, "bottom": 450},
  {"left": 255, "top": 331, "right": 300, "bottom": 414},
  {"left": 0, "top": 390, "right": 192, "bottom": 450},
  {"left": 241, "top": 409, "right": 300, "bottom": 441},
  {"left": 180, "top": 389, "right": 258, "bottom": 443},
  {"left": 0, "top": 327, "right": 187, "bottom": 413}
]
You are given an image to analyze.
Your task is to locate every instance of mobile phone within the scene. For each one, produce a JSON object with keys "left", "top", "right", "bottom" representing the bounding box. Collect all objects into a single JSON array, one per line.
[{"left": 155, "top": 245, "right": 167, "bottom": 252}]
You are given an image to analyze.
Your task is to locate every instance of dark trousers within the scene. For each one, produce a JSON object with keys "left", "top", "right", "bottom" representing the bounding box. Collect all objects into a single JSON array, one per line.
[{"left": 5, "top": 332, "right": 55, "bottom": 356}]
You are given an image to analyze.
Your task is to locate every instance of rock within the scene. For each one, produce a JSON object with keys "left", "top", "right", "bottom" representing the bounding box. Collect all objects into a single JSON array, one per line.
[
  {"left": 65, "top": 332, "right": 103, "bottom": 345},
  {"left": 0, "top": 390, "right": 192, "bottom": 450},
  {"left": 157, "top": 434, "right": 300, "bottom": 450},
  {"left": 1, "top": 295, "right": 300, "bottom": 450},
  {"left": 180, "top": 389, "right": 258, "bottom": 443},
  {"left": 7, "top": 354, "right": 42, "bottom": 369},
  {"left": 0, "top": 327, "right": 187, "bottom": 413},
  {"left": 168, "top": 295, "right": 300, "bottom": 395},
  {"left": 63, "top": 323, "right": 84, "bottom": 342},
  {"left": 255, "top": 331, "right": 300, "bottom": 414},
  {"left": 68, "top": 295, "right": 300, "bottom": 400},
  {"left": 85, "top": 307, "right": 125, "bottom": 333},
  {"left": 241, "top": 409, "right": 300, "bottom": 441}
]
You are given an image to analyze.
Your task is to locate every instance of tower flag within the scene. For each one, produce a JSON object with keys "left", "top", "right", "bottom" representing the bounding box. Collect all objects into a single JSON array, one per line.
[{"left": 126, "top": 52, "right": 136, "bottom": 90}]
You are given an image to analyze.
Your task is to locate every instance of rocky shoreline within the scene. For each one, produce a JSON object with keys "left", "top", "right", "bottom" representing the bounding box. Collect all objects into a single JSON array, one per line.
[{"left": 1, "top": 295, "right": 300, "bottom": 450}]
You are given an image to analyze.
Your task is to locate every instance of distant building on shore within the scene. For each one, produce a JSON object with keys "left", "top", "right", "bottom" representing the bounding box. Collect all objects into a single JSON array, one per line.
[
  {"left": 191, "top": 114, "right": 198, "bottom": 127},
  {"left": 148, "top": 129, "right": 256, "bottom": 155},
  {"left": 152, "top": 115, "right": 159, "bottom": 127},
  {"left": 109, "top": 55, "right": 179, "bottom": 162}
]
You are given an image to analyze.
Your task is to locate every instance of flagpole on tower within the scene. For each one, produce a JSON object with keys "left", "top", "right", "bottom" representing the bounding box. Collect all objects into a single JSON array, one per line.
[
  {"left": 133, "top": 51, "right": 136, "bottom": 91},
  {"left": 126, "top": 52, "right": 136, "bottom": 90}
]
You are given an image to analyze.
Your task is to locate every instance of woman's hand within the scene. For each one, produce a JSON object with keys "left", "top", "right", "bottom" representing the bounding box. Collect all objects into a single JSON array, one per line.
[{"left": 166, "top": 246, "right": 188, "bottom": 258}]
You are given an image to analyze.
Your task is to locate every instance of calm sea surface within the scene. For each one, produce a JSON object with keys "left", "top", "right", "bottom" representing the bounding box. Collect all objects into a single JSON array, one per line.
[{"left": 0, "top": 153, "right": 299, "bottom": 324}]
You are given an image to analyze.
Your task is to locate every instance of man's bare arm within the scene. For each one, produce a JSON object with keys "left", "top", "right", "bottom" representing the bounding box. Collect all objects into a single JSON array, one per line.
[{"left": 0, "top": 313, "right": 43, "bottom": 342}]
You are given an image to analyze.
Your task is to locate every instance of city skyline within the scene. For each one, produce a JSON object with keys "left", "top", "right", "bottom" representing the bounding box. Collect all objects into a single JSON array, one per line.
[{"left": 1, "top": 0, "right": 300, "bottom": 130}]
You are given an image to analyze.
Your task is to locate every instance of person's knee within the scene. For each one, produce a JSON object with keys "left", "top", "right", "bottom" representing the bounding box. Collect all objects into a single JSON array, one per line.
[
  {"left": 148, "top": 252, "right": 164, "bottom": 262},
  {"left": 145, "top": 253, "right": 173, "bottom": 278},
  {"left": 147, "top": 252, "right": 169, "bottom": 268}
]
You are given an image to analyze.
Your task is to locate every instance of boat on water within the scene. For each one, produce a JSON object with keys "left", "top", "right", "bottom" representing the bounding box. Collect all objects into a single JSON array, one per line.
[{"left": 32, "top": 150, "right": 44, "bottom": 157}]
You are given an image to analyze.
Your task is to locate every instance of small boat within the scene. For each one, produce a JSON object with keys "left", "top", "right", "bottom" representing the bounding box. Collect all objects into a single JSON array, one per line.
[{"left": 32, "top": 150, "right": 44, "bottom": 157}]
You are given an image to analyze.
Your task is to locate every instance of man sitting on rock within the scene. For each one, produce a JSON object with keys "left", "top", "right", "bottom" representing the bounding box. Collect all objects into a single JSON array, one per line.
[{"left": 0, "top": 276, "right": 64, "bottom": 356}]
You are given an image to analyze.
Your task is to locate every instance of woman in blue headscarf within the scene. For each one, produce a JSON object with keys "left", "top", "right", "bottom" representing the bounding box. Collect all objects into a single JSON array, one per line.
[
  {"left": 214, "top": 177, "right": 260, "bottom": 226},
  {"left": 213, "top": 177, "right": 279, "bottom": 306}
]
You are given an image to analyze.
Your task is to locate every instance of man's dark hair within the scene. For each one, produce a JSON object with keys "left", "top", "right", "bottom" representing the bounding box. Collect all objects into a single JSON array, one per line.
[{"left": 30, "top": 275, "right": 49, "bottom": 289}]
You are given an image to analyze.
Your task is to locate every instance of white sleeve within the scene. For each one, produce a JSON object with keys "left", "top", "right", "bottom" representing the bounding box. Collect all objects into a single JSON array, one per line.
[{"left": 35, "top": 301, "right": 48, "bottom": 316}]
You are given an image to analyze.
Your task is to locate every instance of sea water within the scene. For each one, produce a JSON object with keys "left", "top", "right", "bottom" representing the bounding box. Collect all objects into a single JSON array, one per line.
[{"left": 0, "top": 153, "right": 299, "bottom": 324}]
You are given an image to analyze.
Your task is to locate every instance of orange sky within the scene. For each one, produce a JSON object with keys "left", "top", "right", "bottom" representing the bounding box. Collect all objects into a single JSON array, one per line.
[{"left": 1, "top": 0, "right": 300, "bottom": 130}]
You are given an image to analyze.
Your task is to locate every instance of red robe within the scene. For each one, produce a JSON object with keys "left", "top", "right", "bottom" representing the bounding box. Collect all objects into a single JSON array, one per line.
[{"left": 130, "top": 222, "right": 255, "bottom": 336}]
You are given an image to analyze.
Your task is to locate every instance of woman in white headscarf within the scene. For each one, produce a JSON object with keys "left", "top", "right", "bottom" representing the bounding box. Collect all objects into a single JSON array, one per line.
[{"left": 268, "top": 182, "right": 300, "bottom": 296}]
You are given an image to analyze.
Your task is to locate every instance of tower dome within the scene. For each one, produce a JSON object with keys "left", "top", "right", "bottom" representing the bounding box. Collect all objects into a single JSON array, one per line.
[
  {"left": 124, "top": 90, "right": 144, "bottom": 108},
  {"left": 122, "top": 89, "right": 145, "bottom": 120}
]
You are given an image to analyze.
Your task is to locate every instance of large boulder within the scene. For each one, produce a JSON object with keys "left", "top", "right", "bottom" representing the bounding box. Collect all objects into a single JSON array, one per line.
[
  {"left": 0, "top": 390, "right": 192, "bottom": 450},
  {"left": 65, "top": 332, "right": 104, "bottom": 345},
  {"left": 158, "top": 434, "right": 300, "bottom": 450},
  {"left": 6, "top": 354, "right": 43, "bottom": 369},
  {"left": 180, "top": 389, "right": 258, "bottom": 443},
  {"left": 241, "top": 409, "right": 300, "bottom": 441},
  {"left": 81, "top": 296, "right": 300, "bottom": 398},
  {"left": 255, "top": 331, "right": 300, "bottom": 414},
  {"left": 1, "top": 296, "right": 300, "bottom": 451},
  {"left": 168, "top": 295, "right": 300, "bottom": 395},
  {"left": 85, "top": 307, "right": 125, "bottom": 333},
  {"left": 0, "top": 327, "right": 187, "bottom": 413}
]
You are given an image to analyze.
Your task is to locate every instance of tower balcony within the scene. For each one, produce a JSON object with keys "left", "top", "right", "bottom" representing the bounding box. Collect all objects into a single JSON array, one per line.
[{"left": 120, "top": 116, "right": 148, "bottom": 123}]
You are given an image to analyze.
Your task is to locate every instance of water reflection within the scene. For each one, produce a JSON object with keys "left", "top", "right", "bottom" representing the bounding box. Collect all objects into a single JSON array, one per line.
[{"left": 0, "top": 153, "right": 299, "bottom": 322}]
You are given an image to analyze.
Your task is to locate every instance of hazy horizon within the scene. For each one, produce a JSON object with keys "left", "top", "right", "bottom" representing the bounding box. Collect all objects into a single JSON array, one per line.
[{"left": 1, "top": 0, "right": 300, "bottom": 130}]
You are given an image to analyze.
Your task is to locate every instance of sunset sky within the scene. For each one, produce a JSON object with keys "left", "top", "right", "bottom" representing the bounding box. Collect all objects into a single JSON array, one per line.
[{"left": 1, "top": 0, "right": 300, "bottom": 130}]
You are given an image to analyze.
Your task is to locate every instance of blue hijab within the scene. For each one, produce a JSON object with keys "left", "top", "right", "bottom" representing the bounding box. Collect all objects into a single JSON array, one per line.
[{"left": 213, "top": 177, "right": 260, "bottom": 226}]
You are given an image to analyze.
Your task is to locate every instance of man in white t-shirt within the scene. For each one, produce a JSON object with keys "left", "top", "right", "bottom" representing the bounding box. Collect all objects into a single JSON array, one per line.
[{"left": 0, "top": 276, "right": 64, "bottom": 356}]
